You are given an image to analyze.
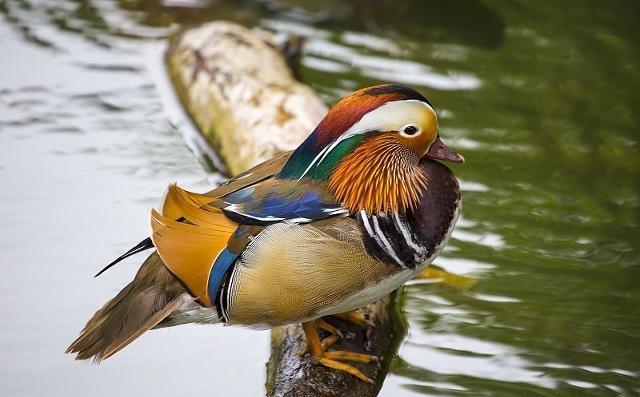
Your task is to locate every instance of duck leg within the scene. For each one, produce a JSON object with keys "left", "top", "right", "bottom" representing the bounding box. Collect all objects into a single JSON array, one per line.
[
  {"left": 298, "top": 318, "right": 342, "bottom": 356},
  {"left": 302, "top": 320, "right": 378, "bottom": 383},
  {"left": 316, "top": 318, "right": 342, "bottom": 350},
  {"left": 299, "top": 312, "right": 374, "bottom": 356}
]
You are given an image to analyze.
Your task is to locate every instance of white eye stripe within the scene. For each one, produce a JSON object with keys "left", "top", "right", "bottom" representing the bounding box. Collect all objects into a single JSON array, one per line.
[
  {"left": 298, "top": 99, "right": 434, "bottom": 179},
  {"left": 343, "top": 100, "right": 433, "bottom": 136}
]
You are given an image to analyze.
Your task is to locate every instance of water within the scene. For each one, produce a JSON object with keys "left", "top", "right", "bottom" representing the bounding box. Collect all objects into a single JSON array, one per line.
[{"left": 1, "top": 1, "right": 638, "bottom": 396}]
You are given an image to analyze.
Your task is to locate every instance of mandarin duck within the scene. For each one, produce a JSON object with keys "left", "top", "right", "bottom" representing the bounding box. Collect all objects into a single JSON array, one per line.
[{"left": 67, "top": 84, "right": 463, "bottom": 383}]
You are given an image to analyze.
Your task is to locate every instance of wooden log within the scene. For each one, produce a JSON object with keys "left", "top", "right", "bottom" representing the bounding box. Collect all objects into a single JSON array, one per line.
[
  {"left": 266, "top": 295, "right": 408, "bottom": 397},
  {"left": 166, "top": 21, "right": 327, "bottom": 175}
]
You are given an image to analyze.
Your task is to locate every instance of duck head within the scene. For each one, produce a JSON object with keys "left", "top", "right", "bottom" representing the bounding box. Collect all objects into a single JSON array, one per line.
[{"left": 278, "top": 84, "right": 463, "bottom": 214}]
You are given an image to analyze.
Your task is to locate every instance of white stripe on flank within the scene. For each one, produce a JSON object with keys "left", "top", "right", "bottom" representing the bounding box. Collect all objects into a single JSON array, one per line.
[
  {"left": 360, "top": 210, "right": 375, "bottom": 238},
  {"left": 393, "top": 212, "right": 422, "bottom": 253},
  {"left": 371, "top": 215, "right": 405, "bottom": 267},
  {"left": 224, "top": 262, "right": 240, "bottom": 322}
]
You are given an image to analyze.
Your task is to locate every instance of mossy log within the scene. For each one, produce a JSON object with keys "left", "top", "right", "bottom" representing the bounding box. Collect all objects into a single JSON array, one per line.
[{"left": 166, "top": 21, "right": 403, "bottom": 397}]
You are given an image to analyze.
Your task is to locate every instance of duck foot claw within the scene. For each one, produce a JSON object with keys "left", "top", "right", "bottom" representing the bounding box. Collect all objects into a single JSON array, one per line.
[
  {"left": 332, "top": 310, "right": 375, "bottom": 327},
  {"left": 318, "top": 318, "right": 344, "bottom": 338},
  {"left": 320, "top": 334, "right": 340, "bottom": 351},
  {"left": 323, "top": 350, "right": 378, "bottom": 364},
  {"left": 302, "top": 320, "right": 376, "bottom": 383},
  {"left": 298, "top": 334, "right": 340, "bottom": 357},
  {"left": 317, "top": 357, "right": 374, "bottom": 384}
]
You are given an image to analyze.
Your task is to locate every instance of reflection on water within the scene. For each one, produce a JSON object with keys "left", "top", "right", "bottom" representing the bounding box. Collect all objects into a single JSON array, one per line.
[
  {"left": 1, "top": 0, "right": 638, "bottom": 396},
  {"left": 266, "top": 19, "right": 482, "bottom": 91}
]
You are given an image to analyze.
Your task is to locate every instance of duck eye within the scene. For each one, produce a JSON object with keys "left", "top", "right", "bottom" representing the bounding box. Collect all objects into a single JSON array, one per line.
[{"left": 402, "top": 125, "right": 419, "bottom": 136}]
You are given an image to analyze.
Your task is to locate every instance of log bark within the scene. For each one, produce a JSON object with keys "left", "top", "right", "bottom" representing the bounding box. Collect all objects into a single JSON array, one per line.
[
  {"left": 166, "top": 21, "right": 403, "bottom": 397},
  {"left": 166, "top": 21, "right": 327, "bottom": 175}
]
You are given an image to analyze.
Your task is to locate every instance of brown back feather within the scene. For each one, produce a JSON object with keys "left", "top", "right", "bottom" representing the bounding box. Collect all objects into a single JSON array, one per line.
[{"left": 66, "top": 252, "right": 187, "bottom": 362}]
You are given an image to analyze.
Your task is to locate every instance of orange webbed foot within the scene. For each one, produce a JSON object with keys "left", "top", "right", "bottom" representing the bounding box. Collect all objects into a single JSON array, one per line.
[{"left": 302, "top": 320, "right": 378, "bottom": 384}]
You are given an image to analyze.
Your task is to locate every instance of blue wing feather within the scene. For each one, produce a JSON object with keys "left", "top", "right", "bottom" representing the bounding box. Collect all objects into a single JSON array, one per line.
[
  {"left": 208, "top": 248, "right": 240, "bottom": 308},
  {"left": 220, "top": 180, "right": 347, "bottom": 224},
  {"left": 204, "top": 178, "right": 348, "bottom": 311}
]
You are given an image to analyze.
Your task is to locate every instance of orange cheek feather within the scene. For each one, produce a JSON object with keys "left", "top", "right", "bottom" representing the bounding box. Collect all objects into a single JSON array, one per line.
[{"left": 328, "top": 135, "right": 427, "bottom": 215}]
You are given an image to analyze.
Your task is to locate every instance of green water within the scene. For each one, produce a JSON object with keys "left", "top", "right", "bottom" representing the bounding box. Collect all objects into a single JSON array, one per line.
[{"left": 1, "top": 1, "right": 638, "bottom": 396}]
